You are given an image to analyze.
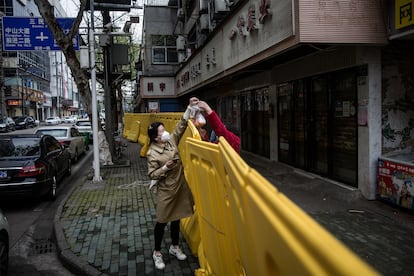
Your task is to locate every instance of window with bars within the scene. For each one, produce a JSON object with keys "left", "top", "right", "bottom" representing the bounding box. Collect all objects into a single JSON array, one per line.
[{"left": 151, "top": 35, "right": 178, "bottom": 64}]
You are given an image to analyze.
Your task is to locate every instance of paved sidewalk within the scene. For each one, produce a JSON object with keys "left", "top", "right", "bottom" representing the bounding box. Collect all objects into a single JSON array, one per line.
[
  {"left": 54, "top": 142, "right": 199, "bottom": 275},
  {"left": 54, "top": 142, "right": 414, "bottom": 276}
]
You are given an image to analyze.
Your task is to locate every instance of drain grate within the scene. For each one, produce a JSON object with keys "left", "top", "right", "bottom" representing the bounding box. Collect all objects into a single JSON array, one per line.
[{"left": 33, "top": 241, "right": 55, "bottom": 254}]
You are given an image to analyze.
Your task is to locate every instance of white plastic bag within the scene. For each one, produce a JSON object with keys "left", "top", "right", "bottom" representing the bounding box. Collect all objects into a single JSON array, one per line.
[
  {"left": 149, "top": 179, "right": 158, "bottom": 193},
  {"left": 189, "top": 104, "right": 206, "bottom": 127}
]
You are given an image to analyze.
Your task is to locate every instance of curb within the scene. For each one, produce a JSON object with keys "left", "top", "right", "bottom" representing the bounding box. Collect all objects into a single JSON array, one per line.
[{"left": 53, "top": 162, "right": 108, "bottom": 276}]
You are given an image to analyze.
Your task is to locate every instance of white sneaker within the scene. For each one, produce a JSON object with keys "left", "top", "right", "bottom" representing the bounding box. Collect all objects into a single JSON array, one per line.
[
  {"left": 153, "top": 251, "right": 165, "bottom": 270},
  {"left": 169, "top": 245, "right": 187, "bottom": 260}
]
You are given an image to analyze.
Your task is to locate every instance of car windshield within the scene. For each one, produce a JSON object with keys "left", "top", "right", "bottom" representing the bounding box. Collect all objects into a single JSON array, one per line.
[
  {"left": 0, "top": 138, "right": 40, "bottom": 157},
  {"left": 77, "top": 121, "right": 91, "bottom": 127},
  {"left": 0, "top": 119, "right": 4, "bottom": 123},
  {"left": 36, "top": 129, "right": 68, "bottom": 138},
  {"left": 15, "top": 117, "right": 25, "bottom": 123}
]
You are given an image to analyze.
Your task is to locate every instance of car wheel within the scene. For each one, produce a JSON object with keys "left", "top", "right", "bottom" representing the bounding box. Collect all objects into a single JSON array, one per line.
[
  {"left": 0, "top": 232, "right": 8, "bottom": 276},
  {"left": 47, "top": 175, "right": 57, "bottom": 201},
  {"left": 66, "top": 159, "right": 72, "bottom": 176}
]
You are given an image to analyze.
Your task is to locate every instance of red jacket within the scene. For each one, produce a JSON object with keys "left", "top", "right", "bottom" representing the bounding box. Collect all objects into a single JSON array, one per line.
[{"left": 206, "top": 111, "right": 240, "bottom": 153}]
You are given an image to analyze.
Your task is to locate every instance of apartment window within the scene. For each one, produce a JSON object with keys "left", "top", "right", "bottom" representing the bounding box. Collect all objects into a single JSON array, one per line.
[{"left": 151, "top": 35, "right": 178, "bottom": 64}]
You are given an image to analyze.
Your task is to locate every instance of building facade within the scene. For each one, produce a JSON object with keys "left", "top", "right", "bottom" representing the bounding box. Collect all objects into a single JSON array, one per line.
[
  {"left": 0, "top": 0, "right": 79, "bottom": 120},
  {"left": 139, "top": 0, "right": 414, "bottom": 200},
  {"left": 1, "top": 0, "right": 50, "bottom": 120},
  {"left": 138, "top": 4, "right": 182, "bottom": 112}
]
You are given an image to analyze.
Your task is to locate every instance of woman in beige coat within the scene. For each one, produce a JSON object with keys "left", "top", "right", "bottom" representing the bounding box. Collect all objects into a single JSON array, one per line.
[{"left": 147, "top": 99, "right": 196, "bottom": 270}]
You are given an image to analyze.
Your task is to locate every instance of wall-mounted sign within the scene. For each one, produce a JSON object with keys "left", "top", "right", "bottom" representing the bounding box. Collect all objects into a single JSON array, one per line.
[
  {"left": 395, "top": 0, "right": 414, "bottom": 29},
  {"left": 7, "top": 99, "right": 21, "bottom": 106},
  {"left": 141, "top": 77, "right": 175, "bottom": 97},
  {"left": 148, "top": 101, "right": 159, "bottom": 112}
]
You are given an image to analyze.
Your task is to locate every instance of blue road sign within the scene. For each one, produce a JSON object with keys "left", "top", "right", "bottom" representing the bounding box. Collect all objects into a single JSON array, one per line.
[{"left": 2, "top": 16, "right": 79, "bottom": 51}]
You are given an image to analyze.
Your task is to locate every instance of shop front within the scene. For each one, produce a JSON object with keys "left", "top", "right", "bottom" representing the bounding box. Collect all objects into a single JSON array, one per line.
[{"left": 277, "top": 67, "right": 362, "bottom": 186}]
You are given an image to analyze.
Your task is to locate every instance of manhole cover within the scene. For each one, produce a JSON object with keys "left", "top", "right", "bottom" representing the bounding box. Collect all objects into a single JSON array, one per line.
[{"left": 33, "top": 241, "right": 55, "bottom": 254}]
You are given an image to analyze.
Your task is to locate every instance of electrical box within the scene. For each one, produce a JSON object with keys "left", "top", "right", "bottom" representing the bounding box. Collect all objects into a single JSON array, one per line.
[
  {"left": 199, "top": 14, "right": 209, "bottom": 31},
  {"left": 176, "top": 35, "right": 186, "bottom": 51},
  {"left": 80, "top": 46, "right": 89, "bottom": 69}
]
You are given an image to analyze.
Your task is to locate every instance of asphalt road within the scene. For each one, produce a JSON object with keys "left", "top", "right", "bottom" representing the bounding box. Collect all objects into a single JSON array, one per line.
[{"left": 1, "top": 125, "right": 92, "bottom": 275}]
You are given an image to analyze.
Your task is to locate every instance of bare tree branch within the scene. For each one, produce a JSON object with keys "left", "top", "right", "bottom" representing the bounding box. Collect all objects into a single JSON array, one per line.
[{"left": 33, "top": 0, "right": 91, "bottom": 114}]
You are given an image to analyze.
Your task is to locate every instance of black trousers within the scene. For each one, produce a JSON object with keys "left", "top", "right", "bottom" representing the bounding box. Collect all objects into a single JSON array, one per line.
[{"left": 154, "top": 220, "right": 180, "bottom": 251}]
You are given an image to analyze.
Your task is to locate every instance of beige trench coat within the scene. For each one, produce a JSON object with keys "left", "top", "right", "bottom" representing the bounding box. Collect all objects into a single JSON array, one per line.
[{"left": 147, "top": 118, "right": 194, "bottom": 223}]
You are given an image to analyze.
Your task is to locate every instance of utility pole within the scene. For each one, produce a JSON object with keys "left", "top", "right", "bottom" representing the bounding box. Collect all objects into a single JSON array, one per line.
[
  {"left": 19, "top": 64, "right": 33, "bottom": 116},
  {"left": 102, "top": 10, "right": 116, "bottom": 159}
]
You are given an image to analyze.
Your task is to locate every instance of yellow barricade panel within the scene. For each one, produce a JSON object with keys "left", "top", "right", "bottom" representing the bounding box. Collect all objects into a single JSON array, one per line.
[
  {"left": 126, "top": 121, "right": 140, "bottom": 142},
  {"left": 185, "top": 137, "right": 244, "bottom": 276},
  {"left": 219, "top": 137, "right": 256, "bottom": 275},
  {"left": 181, "top": 211, "right": 201, "bottom": 257},
  {"left": 219, "top": 137, "right": 378, "bottom": 276}
]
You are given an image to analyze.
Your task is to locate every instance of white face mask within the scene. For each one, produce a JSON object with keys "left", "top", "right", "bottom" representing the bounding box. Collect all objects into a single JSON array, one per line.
[{"left": 160, "top": 130, "right": 170, "bottom": 142}]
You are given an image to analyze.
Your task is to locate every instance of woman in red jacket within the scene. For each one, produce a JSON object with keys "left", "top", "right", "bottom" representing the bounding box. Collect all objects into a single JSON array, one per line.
[{"left": 196, "top": 99, "right": 240, "bottom": 154}]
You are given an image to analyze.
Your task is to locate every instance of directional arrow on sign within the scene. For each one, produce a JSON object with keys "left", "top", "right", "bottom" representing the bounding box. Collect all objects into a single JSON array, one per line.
[{"left": 35, "top": 32, "right": 49, "bottom": 41}]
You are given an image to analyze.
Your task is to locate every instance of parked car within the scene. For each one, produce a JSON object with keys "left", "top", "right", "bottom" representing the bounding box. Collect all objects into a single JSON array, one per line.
[
  {"left": 35, "top": 126, "right": 86, "bottom": 162},
  {"left": 0, "top": 209, "right": 9, "bottom": 275},
  {"left": 45, "top": 117, "right": 61, "bottom": 125},
  {"left": 63, "top": 115, "right": 77, "bottom": 124},
  {"left": 13, "top": 116, "right": 36, "bottom": 129},
  {"left": 0, "top": 118, "right": 15, "bottom": 133},
  {"left": 0, "top": 134, "right": 71, "bottom": 200},
  {"left": 75, "top": 119, "right": 93, "bottom": 144}
]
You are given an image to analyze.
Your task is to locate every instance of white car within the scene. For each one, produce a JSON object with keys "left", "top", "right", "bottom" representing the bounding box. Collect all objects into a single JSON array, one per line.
[
  {"left": 35, "top": 125, "right": 86, "bottom": 162},
  {"left": 0, "top": 209, "right": 9, "bottom": 275},
  {"left": 64, "top": 116, "right": 77, "bottom": 124},
  {"left": 45, "top": 117, "right": 61, "bottom": 125}
]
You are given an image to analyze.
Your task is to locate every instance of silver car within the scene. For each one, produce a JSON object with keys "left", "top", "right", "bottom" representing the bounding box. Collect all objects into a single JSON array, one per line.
[
  {"left": 75, "top": 119, "right": 93, "bottom": 144},
  {"left": 35, "top": 126, "right": 86, "bottom": 162},
  {"left": 0, "top": 209, "right": 9, "bottom": 275},
  {"left": 0, "top": 118, "right": 15, "bottom": 132}
]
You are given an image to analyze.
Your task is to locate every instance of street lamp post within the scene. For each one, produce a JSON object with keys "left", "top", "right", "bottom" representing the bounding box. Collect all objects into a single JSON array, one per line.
[{"left": 21, "top": 80, "right": 24, "bottom": 116}]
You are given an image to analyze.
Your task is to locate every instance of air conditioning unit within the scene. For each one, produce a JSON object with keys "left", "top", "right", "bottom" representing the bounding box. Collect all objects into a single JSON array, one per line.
[
  {"left": 176, "top": 35, "right": 186, "bottom": 51},
  {"left": 199, "top": 14, "right": 209, "bottom": 31},
  {"left": 177, "top": 8, "right": 184, "bottom": 21},
  {"left": 200, "top": 0, "right": 208, "bottom": 12}
]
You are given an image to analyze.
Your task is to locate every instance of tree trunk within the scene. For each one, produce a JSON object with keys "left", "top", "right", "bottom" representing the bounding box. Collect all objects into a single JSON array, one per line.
[{"left": 33, "top": 0, "right": 92, "bottom": 114}]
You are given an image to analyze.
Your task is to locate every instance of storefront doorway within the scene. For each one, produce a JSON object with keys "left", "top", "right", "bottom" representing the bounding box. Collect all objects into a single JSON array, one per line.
[
  {"left": 277, "top": 68, "right": 358, "bottom": 186},
  {"left": 240, "top": 88, "right": 270, "bottom": 158}
]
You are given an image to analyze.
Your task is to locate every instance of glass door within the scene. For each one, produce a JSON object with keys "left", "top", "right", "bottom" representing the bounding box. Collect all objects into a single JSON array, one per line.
[
  {"left": 277, "top": 83, "right": 293, "bottom": 164},
  {"left": 308, "top": 77, "right": 329, "bottom": 175},
  {"left": 293, "top": 81, "right": 306, "bottom": 168},
  {"left": 241, "top": 89, "right": 270, "bottom": 157},
  {"left": 331, "top": 71, "right": 357, "bottom": 186}
]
